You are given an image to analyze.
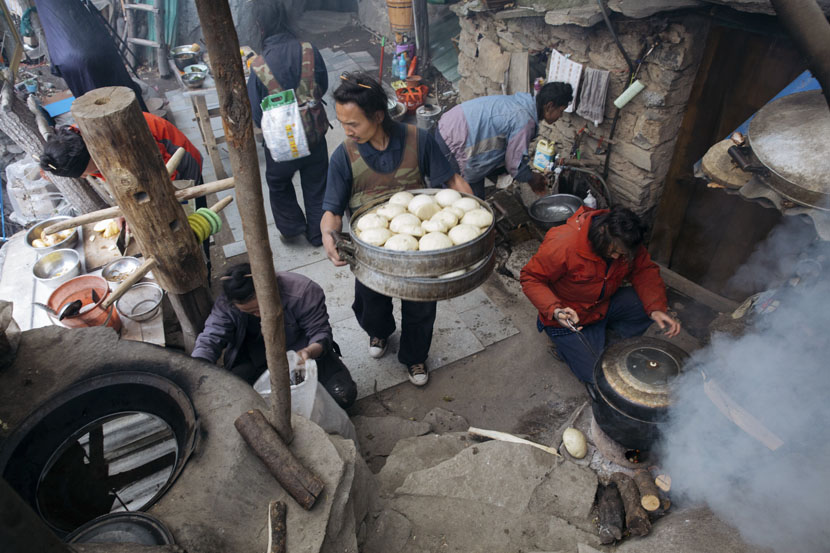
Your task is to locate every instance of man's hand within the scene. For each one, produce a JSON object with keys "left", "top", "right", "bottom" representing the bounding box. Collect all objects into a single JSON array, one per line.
[
  {"left": 448, "top": 173, "right": 473, "bottom": 195},
  {"left": 296, "top": 342, "right": 324, "bottom": 365},
  {"left": 320, "top": 211, "right": 347, "bottom": 267},
  {"left": 528, "top": 172, "right": 548, "bottom": 196},
  {"left": 554, "top": 307, "right": 581, "bottom": 330},
  {"left": 650, "top": 310, "right": 681, "bottom": 338}
]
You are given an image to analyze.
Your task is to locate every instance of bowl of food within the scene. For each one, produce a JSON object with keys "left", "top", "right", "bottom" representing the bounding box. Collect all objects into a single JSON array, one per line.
[
  {"left": 116, "top": 282, "right": 164, "bottom": 322},
  {"left": 25, "top": 216, "right": 79, "bottom": 253},
  {"left": 529, "top": 194, "right": 584, "bottom": 230},
  {"left": 183, "top": 63, "right": 208, "bottom": 75},
  {"left": 102, "top": 256, "right": 142, "bottom": 287},
  {"left": 182, "top": 64, "right": 208, "bottom": 89},
  {"left": 172, "top": 44, "right": 200, "bottom": 71},
  {"left": 32, "top": 248, "right": 81, "bottom": 288}
]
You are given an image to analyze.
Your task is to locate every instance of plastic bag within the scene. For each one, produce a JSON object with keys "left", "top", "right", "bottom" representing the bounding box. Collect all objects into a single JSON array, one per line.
[
  {"left": 5, "top": 158, "right": 67, "bottom": 225},
  {"left": 260, "top": 90, "right": 310, "bottom": 162},
  {"left": 253, "top": 351, "right": 356, "bottom": 441}
]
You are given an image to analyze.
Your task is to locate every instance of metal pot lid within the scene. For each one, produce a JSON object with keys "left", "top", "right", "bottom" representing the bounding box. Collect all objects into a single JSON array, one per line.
[
  {"left": 65, "top": 512, "right": 175, "bottom": 544},
  {"left": 748, "top": 90, "right": 830, "bottom": 210},
  {"left": 598, "top": 337, "right": 688, "bottom": 410}
]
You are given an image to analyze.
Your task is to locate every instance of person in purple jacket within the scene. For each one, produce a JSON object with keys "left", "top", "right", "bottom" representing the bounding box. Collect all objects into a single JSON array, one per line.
[
  {"left": 434, "top": 82, "right": 573, "bottom": 198},
  {"left": 192, "top": 263, "right": 357, "bottom": 409}
]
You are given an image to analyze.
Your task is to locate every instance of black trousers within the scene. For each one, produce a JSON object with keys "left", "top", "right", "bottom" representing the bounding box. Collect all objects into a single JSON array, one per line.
[
  {"left": 263, "top": 138, "right": 328, "bottom": 246},
  {"left": 352, "top": 280, "right": 437, "bottom": 366}
]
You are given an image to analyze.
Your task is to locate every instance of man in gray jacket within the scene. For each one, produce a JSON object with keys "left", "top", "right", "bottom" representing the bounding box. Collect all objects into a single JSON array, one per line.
[{"left": 192, "top": 263, "right": 357, "bottom": 409}]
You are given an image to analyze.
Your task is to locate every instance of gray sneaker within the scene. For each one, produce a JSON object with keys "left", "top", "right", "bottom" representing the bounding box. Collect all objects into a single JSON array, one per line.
[
  {"left": 406, "top": 363, "right": 429, "bottom": 386},
  {"left": 368, "top": 336, "right": 388, "bottom": 359}
]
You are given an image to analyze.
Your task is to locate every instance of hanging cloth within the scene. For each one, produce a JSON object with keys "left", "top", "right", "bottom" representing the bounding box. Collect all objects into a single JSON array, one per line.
[
  {"left": 546, "top": 49, "right": 583, "bottom": 113},
  {"left": 576, "top": 67, "right": 611, "bottom": 126}
]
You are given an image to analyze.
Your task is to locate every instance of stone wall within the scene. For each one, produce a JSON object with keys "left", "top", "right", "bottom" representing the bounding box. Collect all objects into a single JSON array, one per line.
[{"left": 453, "top": 10, "right": 710, "bottom": 213}]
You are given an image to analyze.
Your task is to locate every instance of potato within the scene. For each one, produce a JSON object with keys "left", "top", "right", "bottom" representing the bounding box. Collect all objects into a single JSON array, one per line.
[
  {"left": 390, "top": 213, "right": 422, "bottom": 233},
  {"left": 93, "top": 218, "right": 114, "bottom": 232},
  {"left": 448, "top": 224, "right": 480, "bottom": 245},
  {"left": 431, "top": 210, "right": 458, "bottom": 229},
  {"left": 102, "top": 220, "right": 120, "bottom": 239},
  {"left": 419, "top": 232, "right": 453, "bottom": 251},
  {"left": 356, "top": 213, "right": 389, "bottom": 232},
  {"left": 360, "top": 227, "right": 393, "bottom": 246},
  {"left": 376, "top": 203, "right": 406, "bottom": 220},
  {"left": 562, "top": 427, "right": 587, "bottom": 459},
  {"left": 32, "top": 238, "right": 47, "bottom": 248},
  {"left": 389, "top": 191, "right": 415, "bottom": 207},
  {"left": 397, "top": 224, "right": 424, "bottom": 237},
  {"left": 452, "top": 197, "right": 480, "bottom": 212},
  {"left": 421, "top": 218, "right": 448, "bottom": 233},
  {"left": 461, "top": 208, "right": 494, "bottom": 228},
  {"left": 384, "top": 233, "right": 418, "bottom": 251},
  {"left": 408, "top": 194, "right": 440, "bottom": 221},
  {"left": 435, "top": 188, "right": 462, "bottom": 207}
]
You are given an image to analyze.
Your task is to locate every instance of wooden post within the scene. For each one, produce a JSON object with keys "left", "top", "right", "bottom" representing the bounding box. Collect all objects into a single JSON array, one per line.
[
  {"left": 0, "top": 478, "right": 72, "bottom": 553},
  {"left": 71, "top": 86, "right": 212, "bottom": 350},
  {"left": 412, "top": 0, "right": 430, "bottom": 75},
  {"left": 193, "top": 0, "right": 293, "bottom": 442},
  {"left": 0, "top": 80, "right": 108, "bottom": 213}
]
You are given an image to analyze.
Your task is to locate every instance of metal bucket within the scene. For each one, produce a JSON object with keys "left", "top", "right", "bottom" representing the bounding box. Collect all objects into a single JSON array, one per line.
[
  {"left": 416, "top": 104, "right": 442, "bottom": 131},
  {"left": 340, "top": 189, "right": 495, "bottom": 278}
]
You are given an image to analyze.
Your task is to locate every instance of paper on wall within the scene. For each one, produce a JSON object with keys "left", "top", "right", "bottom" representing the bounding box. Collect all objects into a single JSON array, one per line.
[{"left": 547, "top": 49, "right": 583, "bottom": 113}]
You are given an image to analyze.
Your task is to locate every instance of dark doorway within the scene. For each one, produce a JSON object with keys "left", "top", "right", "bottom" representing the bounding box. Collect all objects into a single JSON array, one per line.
[{"left": 649, "top": 23, "right": 808, "bottom": 301}]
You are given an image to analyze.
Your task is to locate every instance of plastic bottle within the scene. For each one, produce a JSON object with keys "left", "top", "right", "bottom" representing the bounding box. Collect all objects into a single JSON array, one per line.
[
  {"left": 398, "top": 54, "right": 407, "bottom": 80},
  {"left": 532, "top": 139, "right": 555, "bottom": 172},
  {"left": 584, "top": 190, "right": 597, "bottom": 208}
]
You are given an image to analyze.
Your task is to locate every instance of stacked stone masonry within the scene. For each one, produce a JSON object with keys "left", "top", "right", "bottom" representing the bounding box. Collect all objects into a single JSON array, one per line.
[{"left": 453, "top": 9, "right": 710, "bottom": 213}]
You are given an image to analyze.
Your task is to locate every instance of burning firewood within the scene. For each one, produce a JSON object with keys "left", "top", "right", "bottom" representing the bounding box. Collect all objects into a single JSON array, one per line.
[
  {"left": 611, "top": 472, "right": 651, "bottom": 537},
  {"left": 633, "top": 469, "right": 661, "bottom": 512},
  {"left": 655, "top": 473, "right": 671, "bottom": 492},
  {"left": 597, "top": 482, "right": 625, "bottom": 544}
]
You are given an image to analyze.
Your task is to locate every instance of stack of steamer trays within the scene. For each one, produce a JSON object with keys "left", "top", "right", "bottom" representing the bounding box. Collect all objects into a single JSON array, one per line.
[{"left": 338, "top": 189, "right": 496, "bottom": 301}]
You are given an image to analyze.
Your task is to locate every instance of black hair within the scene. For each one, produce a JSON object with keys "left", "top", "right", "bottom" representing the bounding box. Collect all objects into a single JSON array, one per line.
[
  {"left": 222, "top": 263, "right": 256, "bottom": 303},
  {"left": 253, "top": 0, "right": 291, "bottom": 38},
  {"left": 40, "top": 127, "right": 91, "bottom": 178},
  {"left": 536, "top": 82, "right": 573, "bottom": 120},
  {"left": 332, "top": 72, "right": 395, "bottom": 135},
  {"left": 588, "top": 206, "right": 647, "bottom": 259}
]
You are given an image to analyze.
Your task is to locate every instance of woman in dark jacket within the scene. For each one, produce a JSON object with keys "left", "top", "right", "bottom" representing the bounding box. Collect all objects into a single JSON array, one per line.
[{"left": 192, "top": 263, "right": 357, "bottom": 409}]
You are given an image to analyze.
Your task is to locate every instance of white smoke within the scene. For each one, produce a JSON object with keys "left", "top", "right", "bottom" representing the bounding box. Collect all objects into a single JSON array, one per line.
[{"left": 659, "top": 277, "right": 830, "bottom": 552}]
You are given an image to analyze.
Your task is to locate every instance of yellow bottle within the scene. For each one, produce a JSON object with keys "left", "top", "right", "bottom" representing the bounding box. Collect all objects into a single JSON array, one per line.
[{"left": 532, "top": 139, "right": 555, "bottom": 172}]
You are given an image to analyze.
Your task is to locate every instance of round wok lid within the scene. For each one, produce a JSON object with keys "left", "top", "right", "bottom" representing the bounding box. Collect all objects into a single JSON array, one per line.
[
  {"left": 748, "top": 90, "right": 830, "bottom": 210},
  {"left": 595, "top": 337, "right": 688, "bottom": 415}
]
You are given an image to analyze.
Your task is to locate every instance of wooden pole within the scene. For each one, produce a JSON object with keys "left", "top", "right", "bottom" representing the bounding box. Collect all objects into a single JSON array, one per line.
[
  {"left": 0, "top": 80, "right": 108, "bottom": 213},
  {"left": 193, "top": 0, "right": 293, "bottom": 442},
  {"left": 412, "top": 0, "right": 430, "bottom": 75},
  {"left": 71, "top": 86, "right": 212, "bottom": 351}
]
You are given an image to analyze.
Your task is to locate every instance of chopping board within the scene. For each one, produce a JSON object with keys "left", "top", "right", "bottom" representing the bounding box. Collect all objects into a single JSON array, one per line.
[{"left": 82, "top": 222, "right": 141, "bottom": 271}]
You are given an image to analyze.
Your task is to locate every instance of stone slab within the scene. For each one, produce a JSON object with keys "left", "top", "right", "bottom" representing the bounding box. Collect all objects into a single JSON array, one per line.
[
  {"left": 362, "top": 509, "right": 412, "bottom": 553},
  {"left": 527, "top": 459, "right": 598, "bottom": 521},
  {"left": 352, "top": 415, "right": 432, "bottom": 462},
  {"left": 421, "top": 407, "right": 469, "bottom": 434},
  {"left": 378, "top": 432, "right": 471, "bottom": 496},
  {"left": 458, "top": 302, "right": 519, "bottom": 347}
]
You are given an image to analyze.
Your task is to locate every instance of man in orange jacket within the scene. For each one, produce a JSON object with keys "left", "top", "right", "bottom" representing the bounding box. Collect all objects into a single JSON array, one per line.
[{"left": 520, "top": 206, "right": 680, "bottom": 382}]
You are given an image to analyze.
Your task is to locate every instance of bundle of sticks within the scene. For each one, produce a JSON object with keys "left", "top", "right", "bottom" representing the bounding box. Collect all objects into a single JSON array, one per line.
[{"left": 596, "top": 469, "right": 671, "bottom": 544}]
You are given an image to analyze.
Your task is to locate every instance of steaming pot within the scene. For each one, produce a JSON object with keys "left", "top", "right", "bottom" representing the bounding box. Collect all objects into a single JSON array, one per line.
[{"left": 589, "top": 337, "right": 688, "bottom": 450}]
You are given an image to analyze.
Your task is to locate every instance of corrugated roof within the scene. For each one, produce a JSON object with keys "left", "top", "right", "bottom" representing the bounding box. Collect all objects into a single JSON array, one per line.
[{"left": 430, "top": 13, "right": 461, "bottom": 84}]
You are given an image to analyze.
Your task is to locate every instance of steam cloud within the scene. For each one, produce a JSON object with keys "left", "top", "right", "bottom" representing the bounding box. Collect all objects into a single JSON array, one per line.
[{"left": 660, "top": 269, "right": 830, "bottom": 551}]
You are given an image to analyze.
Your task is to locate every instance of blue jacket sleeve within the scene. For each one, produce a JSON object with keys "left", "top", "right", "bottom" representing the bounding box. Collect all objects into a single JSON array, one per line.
[
  {"left": 322, "top": 145, "right": 353, "bottom": 215},
  {"left": 417, "top": 128, "right": 454, "bottom": 188}
]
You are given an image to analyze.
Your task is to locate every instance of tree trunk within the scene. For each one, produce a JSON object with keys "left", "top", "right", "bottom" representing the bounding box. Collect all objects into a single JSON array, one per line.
[
  {"left": 611, "top": 472, "right": 651, "bottom": 537},
  {"left": 235, "top": 410, "right": 324, "bottom": 511},
  {"left": 193, "top": 0, "right": 293, "bottom": 442},
  {"left": 596, "top": 482, "right": 624, "bottom": 544},
  {"left": 71, "top": 86, "right": 211, "bottom": 338},
  {"left": 0, "top": 81, "right": 108, "bottom": 213}
]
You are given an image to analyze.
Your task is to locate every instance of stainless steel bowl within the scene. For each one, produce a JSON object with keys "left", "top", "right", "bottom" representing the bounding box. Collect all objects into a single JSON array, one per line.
[
  {"left": 529, "top": 194, "right": 584, "bottom": 230},
  {"left": 25, "top": 216, "right": 79, "bottom": 253},
  {"left": 32, "top": 248, "right": 81, "bottom": 288},
  {"left": 182, "top": 72, "right": 206, "bottom": 89},
  {"left": 116, "top": 282, "right": 164, "bottom": 322},
  {"left": 172, "top": 45, "right": 200, "bottom": 70},
  {"left": 102, "top": 257, "right": 141, "bottom": 285}
]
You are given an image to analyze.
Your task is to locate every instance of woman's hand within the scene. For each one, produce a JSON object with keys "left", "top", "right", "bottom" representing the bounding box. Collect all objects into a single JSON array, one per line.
[
  {"left": 650, "top": 310, "right": 681, "bottom": 337},
  {"left": 554, "top": 307, "right": 581, "bottom": 330}
]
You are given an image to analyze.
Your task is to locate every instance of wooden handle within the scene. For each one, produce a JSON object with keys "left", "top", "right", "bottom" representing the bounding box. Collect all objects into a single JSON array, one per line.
[
  {"left": 101, "top": 257, "right": 158, "bottom": 309},
  {"left": 210, "top": 195, "right": 233, "bottom": 213},
  {"left": 166, "top": 147, "right": 186, "bottom": 176},
  {"left": 467, "top": 426, "right": 562, "bottom": 458},
  {"left": 43, "top": 177, "right": 236, "bottom": 235}
]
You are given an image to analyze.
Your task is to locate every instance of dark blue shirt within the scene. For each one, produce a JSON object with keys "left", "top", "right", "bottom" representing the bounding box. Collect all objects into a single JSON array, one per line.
[
  {"left": 247, "top": 33, "right": 328, "bottom": 128},
  {"left": 323, "top": 122, "right": 455, "bottom": 215}
]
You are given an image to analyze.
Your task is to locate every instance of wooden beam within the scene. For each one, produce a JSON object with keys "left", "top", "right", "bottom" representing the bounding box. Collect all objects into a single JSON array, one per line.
[
  {"left": 193, "top": 0, "right": 293, "bottom": 443},
  {"left": 71, "top": 86, "right": 212, "bottom": 346},
  {"left": 658, "top": 263, "right": 741, "bottom": 314},
  {"left": 413, "top": 0, "right": 430, "bottom": 75}
]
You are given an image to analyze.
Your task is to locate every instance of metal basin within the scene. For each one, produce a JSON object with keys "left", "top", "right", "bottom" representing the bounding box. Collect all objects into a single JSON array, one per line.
[
  {"left": 102, "top": 257, "right": 141, "bottom": 286},
  {"left": 529, "top": 194, "right": 583, "bottom": 230},
  {"left": 343, "top": 189, "right": 496, "bottom": 278},
  {"left": 171, "top": 45, "right": 199, "bottom": 71},
  {"left": 32, "top": 249, "right": 81, "bottom": 289},
  {"left": 116, "top": 282, "right": 164, "bottom": 322},
  {"left": 25, "top": 216, "right": 79, "bottom": 253}
]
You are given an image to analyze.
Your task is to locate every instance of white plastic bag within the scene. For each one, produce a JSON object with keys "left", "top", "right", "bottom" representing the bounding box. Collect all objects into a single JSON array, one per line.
[
  {"left": 260, "top": 90, "right": 310, "bottom": 162},
  {"left": 5, "top": 158, "right": 66, "bottom": 225},
  {"left": 253, "top": 350, "right": 356, "bottom": 441}
]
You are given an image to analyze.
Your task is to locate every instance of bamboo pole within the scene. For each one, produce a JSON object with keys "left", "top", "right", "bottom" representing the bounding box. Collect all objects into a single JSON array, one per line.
[{"left": 193, "top": 0, "right": 293, "bottom": 442}]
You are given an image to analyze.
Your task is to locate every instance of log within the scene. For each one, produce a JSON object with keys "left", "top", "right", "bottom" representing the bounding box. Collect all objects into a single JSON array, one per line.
[
  {"left": 633, "top": 469, "right": 661, "bottom": 512},
  {"left": 596, "top": 482, "right": 624, "bottom": 544},
  {"left": 210, "top": 195, "right": 233, "bottom": 213},
  {"left": 655, "top": 473, "right": 671, "bottom": 493},
  {"left": 267, "top": 500, "right": 287, "bottom": 553},
  {"left": 43, "top": 177, "right": 236, "bottom": 235},
  {"left": 611, "top": 472, "right": 651, "bottom": 537},
  {"left": 71, "top": 546, "right": 187, "bottom": 553},
  {"left": 0, "top": 79, "right": 108, "bottom": 213},
  {"left": 194, "top": 0, "right": 293, "bottom": 442},
  {"left": 234, "top": 410, "right": 324, "bottom": 510}
]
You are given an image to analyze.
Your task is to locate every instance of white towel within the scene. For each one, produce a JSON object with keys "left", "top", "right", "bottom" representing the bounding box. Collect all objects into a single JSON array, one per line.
[
  {"left": 576, "top": 67, "right": 611, "bottom": 126},
  {"left": 547, "top": 49, "right": 583, "bottom": 113}
]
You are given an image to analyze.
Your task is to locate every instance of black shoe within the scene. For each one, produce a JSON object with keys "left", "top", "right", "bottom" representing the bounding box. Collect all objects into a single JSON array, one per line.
[
  {"left": 369, "top": 337, "right": 388, "bottom": 359},
  {"left": 406, "top": 363, "right": 429, "bottom": 386}
]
